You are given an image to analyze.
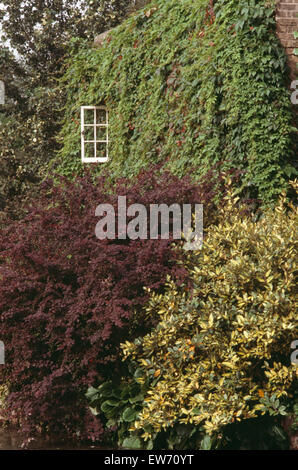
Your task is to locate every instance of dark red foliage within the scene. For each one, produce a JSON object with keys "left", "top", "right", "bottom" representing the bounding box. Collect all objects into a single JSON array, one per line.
[{"left": 0, "top": 165, "right": 227, "bottom": 442}]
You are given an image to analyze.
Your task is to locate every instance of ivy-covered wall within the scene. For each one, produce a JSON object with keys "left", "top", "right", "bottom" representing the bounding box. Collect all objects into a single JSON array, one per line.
[{"left": 57, "top": 0, "right": 297, "bottom": 204}]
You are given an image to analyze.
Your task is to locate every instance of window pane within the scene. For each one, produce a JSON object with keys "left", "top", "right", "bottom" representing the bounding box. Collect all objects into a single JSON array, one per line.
[
  {"left": 96, "top": 142, "right": 107, "bottom": 160},
  {"left": 0, "top": 81, "right": 4, "bottom": 105},
  {"left": 84, "top": 108, "right": 94, "bottom": 125},
  {"left": 83, "top": 126, "right": 94, "bottom": 141},
  {"left": 84, "top": 142, "right": 95, "bottom": 160},
  {"left": 96, "top": 108, "right": 107, "bottom": 124},
  {"left": 96, "top": 126, "right": 107, "bottom": 141}
]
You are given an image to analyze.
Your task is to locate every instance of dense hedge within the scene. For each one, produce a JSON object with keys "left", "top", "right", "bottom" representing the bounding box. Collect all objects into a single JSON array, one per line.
[
  {"left": 58, "top": 0, "right": 297, "bottom": 203},
  {"left": 0, "top": 166, "right": 225, "bottom": 442},
  {"left": 119, "top": 182, "right": 298, "bottom": 449}
]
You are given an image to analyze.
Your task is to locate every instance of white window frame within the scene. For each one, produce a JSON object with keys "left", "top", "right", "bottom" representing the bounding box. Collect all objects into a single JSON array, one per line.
[
  {"left": 81, "top": 105, "right": 109, "bottom": 163},
  {"left": 0, "top": 81, "right": 5, "bottom": 105}
]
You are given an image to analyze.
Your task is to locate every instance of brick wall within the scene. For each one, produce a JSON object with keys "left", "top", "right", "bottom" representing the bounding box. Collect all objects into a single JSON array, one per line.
[{"left": 276, "top": 1, "right": 298, "bottom": 78}]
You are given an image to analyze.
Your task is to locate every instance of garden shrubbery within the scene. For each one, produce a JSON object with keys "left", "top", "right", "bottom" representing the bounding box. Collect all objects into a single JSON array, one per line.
[
  {"left": 0, "top": 0, "right": 297, "bottom": 451},
  {"left": 116, "top": 182, "right": 298, "bottom": 449},
  {"left": 0, "top": 165, "right": 226, "bottom": 442}
]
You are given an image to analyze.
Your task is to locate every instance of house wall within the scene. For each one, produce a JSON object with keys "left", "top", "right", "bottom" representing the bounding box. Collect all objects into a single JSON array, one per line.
[
  {"left": 276, "top": 0, "right": 298, "bottom": 78},
  {"left": 94, "top": 2, "right": 298, "bottom": 77},
  {"left": 94, "top": 0, "right": 150, "bottom": 47}
]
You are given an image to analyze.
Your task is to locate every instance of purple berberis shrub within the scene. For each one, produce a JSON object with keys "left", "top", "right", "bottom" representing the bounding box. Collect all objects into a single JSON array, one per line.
[{"left": 0, "top": 165, "right": 228, "bottom": 443}]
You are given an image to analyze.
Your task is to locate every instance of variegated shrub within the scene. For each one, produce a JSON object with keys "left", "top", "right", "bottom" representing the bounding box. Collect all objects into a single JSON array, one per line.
[{"left": 122, "top": 182, "right": 298, "bottom": 440}]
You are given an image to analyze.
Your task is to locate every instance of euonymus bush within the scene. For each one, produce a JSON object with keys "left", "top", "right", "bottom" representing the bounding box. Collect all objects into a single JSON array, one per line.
[
  {"left": 58, "top": 0, "right": 297, "bottom": 203},
  {"left": 121, "top": 181, "right": 298, "bottom": 448}
]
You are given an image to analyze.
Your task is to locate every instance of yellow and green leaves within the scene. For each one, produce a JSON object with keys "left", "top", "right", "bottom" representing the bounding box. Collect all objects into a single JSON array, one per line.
[{"left": 121, "top": 185, "right": 298, "bottom": 439}]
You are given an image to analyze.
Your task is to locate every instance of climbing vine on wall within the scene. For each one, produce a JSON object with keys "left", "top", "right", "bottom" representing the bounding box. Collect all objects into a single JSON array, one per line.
[{"left": 58, "top": 0, "right": 297, "bottom": 203}]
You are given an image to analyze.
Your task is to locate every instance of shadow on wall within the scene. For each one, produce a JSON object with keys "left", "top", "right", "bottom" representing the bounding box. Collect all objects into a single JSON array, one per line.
[{"left": 94, "top": 0, "right": 151, "bottom": 47}]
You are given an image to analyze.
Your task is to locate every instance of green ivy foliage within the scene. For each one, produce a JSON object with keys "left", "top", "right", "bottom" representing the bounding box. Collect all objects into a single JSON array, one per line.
[{"left": 58, "top": 0, "right": 297, "bottom": 204}]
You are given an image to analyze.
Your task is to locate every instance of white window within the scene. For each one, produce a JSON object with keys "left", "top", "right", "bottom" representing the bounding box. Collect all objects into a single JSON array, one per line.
[
  {"left": 0, "top": 81, "right": 5, "bottom": 105},
  {"left": 291, "top": 80, "right": 298, "bottom": 105},
  {"left": 81, "top": 106, "right": 109, "bottom": 163}
]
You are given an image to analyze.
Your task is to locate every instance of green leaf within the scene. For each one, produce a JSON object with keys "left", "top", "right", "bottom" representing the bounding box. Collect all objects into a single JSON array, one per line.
[
  {"left": 121, "top": 386, "right": 132, "bottom": 400},
  {"left": 201, "top": 435, "right": 212, "bottom": 450},
  {"left": 146, "top": 439, "right": 154, "bottom": 450},
  {"left": 122, "top": 437, "right": 142, "bottom": 449},
  {"left": 134, "top": 368, "right": 144, "bottom": 379},
  {"left": 85, "top": 386, "right": 99, "bottom": 402},
  {"left": 129, "top": 394, "right": 144, "bottom": 404},
  {"left": 97, "top": 382, "right": 114, "bottom": 397},
  {"left": 122, "top": 407, "right": 138, "bottom": 422},
  {"left": 101, "top": 400, "right": 115, "bottom": 413},
  {"left": 105, "top": 399, "right": 119, "bottom": 407}
]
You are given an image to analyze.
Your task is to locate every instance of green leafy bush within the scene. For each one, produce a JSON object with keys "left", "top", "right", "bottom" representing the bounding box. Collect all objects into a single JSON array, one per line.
[
  {"left": 86, "top": 367, "right": 149, "bottom": 449},
  {"left": 121, "top": 181, "right": 298, "bottom": 447},
  {"left": 58, "top": 0, "right": 297, "bottom": 203},
  {"left": 86, "top": 367, "right": 207, "bottom": 449}
]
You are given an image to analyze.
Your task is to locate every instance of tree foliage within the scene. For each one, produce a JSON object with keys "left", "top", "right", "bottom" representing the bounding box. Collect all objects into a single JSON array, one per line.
[
  {"left": 0, "top": 0, "right": 137, "bottom": 82},
  {"left": 0, "top": 1, "right": 137, "bottom": 216}
]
